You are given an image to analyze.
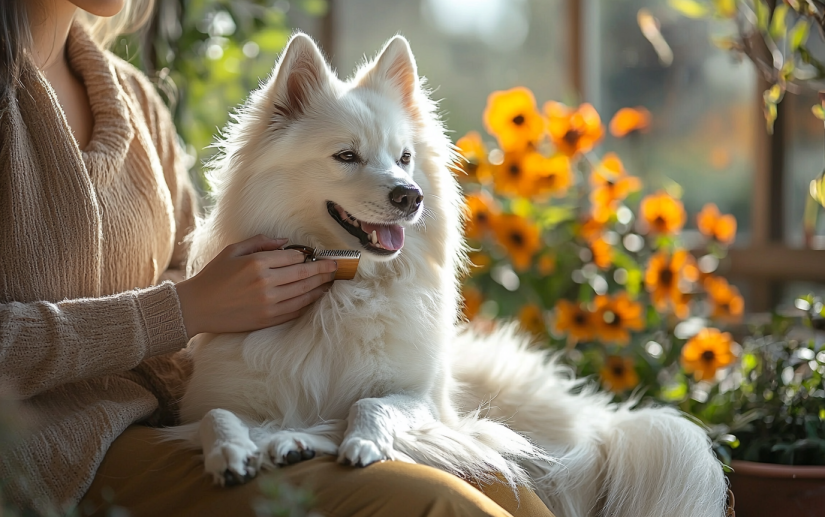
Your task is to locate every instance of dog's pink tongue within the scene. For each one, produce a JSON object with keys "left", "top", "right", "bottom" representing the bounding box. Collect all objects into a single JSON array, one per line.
[{"left": 362, "top": 223, "right": 405, "bottom": 250}]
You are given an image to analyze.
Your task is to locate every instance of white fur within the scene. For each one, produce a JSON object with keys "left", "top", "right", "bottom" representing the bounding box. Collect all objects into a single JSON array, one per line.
[
  {"left": 171, "top": 32, "right": 727, "bottom": 516},
  {"left": 452, "top": 325, "right": 728, "bottom": 517}
]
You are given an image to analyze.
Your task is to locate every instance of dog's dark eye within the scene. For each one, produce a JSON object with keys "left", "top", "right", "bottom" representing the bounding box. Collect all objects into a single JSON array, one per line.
[
  {"left": 334, "top": 151, "right": 359, "bottom": 163},
  {"left": 399, "top": 152, "right": 412, "bottom": 166}
]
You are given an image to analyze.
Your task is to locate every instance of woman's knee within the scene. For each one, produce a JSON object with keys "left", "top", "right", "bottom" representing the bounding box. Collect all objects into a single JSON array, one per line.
[{"left": 300, "top": 459, "right": 514, "bottom": 517}]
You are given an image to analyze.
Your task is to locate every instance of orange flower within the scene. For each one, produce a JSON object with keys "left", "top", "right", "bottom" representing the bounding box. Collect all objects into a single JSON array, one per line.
[
  {"left": 590, "top": 237, "right": 613, "bottom": 270},
  {"left": 523, "top": 153, "right": 572, "bottom": 199},
  {"left": 640, "top": 191, "right": 686, "bottom": 235},
  {"left": 518, "top": 303, "right": 546, "bottom": 335},
  {"left": 545, "top": 101, "right": 604, "bottom": 157},
  {"left": 492, "top": 214, "right": 541, "bottom": 271},
  {"left": 483, "top": 87, "right": 545, "bottom": 152},
  {"left": 492, "top": 151, "right": 530, "bottom": 197},
  {"left": 704, "top": 276, "right": 744, "bottom": 323},
  {"left": 594, "top": 293, "right": 645, "bottom": 344},
  {"left": 681, "top": 328, "right": 736, "bottom": 381},
  {"left": 537, "top": 253, "right": 556, "bottom": 276},
  {"left": 554, "top": 299, "right": 596, "bottom": 342},
  {"left": 578, "top": 217, "right": 605, "bottom": 243},
  {"left": 462, "top": 286, "right": 483, "bottom": 321},
  {"left": 467, "top": 251, "right": 492, "bottom": 275},
  {"left": 454, "top": 131, "right": 493, "bottom": 184},
  {"left": 645, "top": 250, "right": 696, "bottom": 318},
  {"left": 600, "top": 356, "right": 640, "bottom": 393},
  {"left": 609, "top": 107, "right": 651, "bottom": 138},
  {"left": 464, "top": 192, "right": 498, "bottom": 240},
  {"left": 697, "top": 203, "right": 737, "bottom": 245},
  {"left": 589, "top": 153, "right": 642, "bottom": 223}
]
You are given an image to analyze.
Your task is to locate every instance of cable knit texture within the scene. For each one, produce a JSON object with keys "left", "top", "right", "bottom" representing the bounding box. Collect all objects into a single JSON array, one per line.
[{"left": 0, "top": 21, "right": 196, "bottom": 513}]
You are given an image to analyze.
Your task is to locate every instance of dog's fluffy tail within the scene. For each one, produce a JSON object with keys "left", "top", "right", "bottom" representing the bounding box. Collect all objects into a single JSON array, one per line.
[
  {"left": 452, "top": 324, "right": 728, "bottom": 517},
  {"left": 392, "top": 408, "right": 551, "bottom": 494}
]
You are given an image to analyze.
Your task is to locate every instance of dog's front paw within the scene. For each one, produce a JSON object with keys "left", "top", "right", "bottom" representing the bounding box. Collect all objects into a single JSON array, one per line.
[
  {"left": 204, "top": 438, "right": 261, "bottom": 487},
  {"left": 262, "top": 430, "right": 338, "bottom": 467},
  {"left": 338, "top": 436, "right": 391, "bottom": 467}
]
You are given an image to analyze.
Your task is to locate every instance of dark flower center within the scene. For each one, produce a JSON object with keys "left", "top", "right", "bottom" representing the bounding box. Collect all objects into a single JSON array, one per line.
[
  {"left": 510, "top": 231, "right": 525, "bottom": 246},
  {"left": 563, "top": 129, "right": 582, "bottom": 146},
  {"left": 653, "top": 215, "right": 667, "bottom": 230},
  {"left": 658, "top": 268, "right": 674, "bottom": 287},
  {"left": 574, "top": 312, "right": 587, "bottom": 325},
  {"left": 612, "top": 364, "right": 625, "bottom": 377},
  {"left": 701, "top": 350, "right": 716, "bottom": 363},
  {"left": 512, "top": 114, "right": 525, "bottom": 126},
  {"left": 509, "top": 164, "right": 521, "bottom": 177},
  {"left": 477, "top": 211, "right": 488, "bottom": 223}
]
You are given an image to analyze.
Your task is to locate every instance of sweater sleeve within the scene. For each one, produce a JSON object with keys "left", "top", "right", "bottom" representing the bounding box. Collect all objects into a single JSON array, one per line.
[{"left": 0, "top": 282, "right": 189, "bottom": 400}]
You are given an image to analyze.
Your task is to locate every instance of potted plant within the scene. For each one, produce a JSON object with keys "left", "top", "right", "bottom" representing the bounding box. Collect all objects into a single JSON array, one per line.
[{"left": 692, "top": 302, "right": 825, "bottom": 517}]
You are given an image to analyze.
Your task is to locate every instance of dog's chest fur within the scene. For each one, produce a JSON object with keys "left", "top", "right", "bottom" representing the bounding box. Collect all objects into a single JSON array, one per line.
[{"left": 183, "top": 268, "right": 449, "bottom": 428}]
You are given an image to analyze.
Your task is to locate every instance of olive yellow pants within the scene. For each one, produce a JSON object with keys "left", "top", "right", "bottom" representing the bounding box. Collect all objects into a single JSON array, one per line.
[{"left": 78, "top": 426, "right": 554, "bottom": 517}]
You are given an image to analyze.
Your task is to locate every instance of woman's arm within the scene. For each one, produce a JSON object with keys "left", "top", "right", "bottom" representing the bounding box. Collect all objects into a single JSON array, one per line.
[{"left": 0, "top": 283, "right": 188, "bottom": 399}]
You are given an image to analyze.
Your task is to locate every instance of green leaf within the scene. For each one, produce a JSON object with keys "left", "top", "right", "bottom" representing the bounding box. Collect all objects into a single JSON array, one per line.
[
  {"left": 661, "top": 381, "right": 688, "bottom": 401},
  {"left": 770, "top": 4, "right": 789, "bottom": 40},
  {"left": 812, "top": 104, "right": 825, "bottom": 121},
  {"left": 754, "top": 0, "right": 771, "bottom": 32},
  {"left": 790, "top": 19, "right": 810, "bottom": 51},
  {"left": 254, "top": 28, "right": 289, "bottom": 52},
  {"left": 669, "top": 0, "right": 710, "bottom": 18},
  {"left": 765, "top": 84, "right": 783, "bottom": 103},
  {"left": 712, "top": 0, "right": 737, "bottom": 18},
  {"left": 781, "top": 60, "right": 796, "bottom": 82},
  {"left": 300, "top": 0, "right": 328, "bottom": 17}
]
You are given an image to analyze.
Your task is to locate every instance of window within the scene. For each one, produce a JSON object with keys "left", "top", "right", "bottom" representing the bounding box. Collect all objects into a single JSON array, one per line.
[{"left": 295, "top": 0, "right": 825, "bottom": 311}]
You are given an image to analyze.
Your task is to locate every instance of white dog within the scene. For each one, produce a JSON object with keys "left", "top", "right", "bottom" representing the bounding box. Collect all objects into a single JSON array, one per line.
[{"left": 173, "top": 32, "right": 727, "bottom": 517}]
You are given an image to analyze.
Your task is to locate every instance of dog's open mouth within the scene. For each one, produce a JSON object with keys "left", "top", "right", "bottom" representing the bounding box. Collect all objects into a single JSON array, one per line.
[{"left": 327, "top": 201, "right": 404, "bottom": 255}]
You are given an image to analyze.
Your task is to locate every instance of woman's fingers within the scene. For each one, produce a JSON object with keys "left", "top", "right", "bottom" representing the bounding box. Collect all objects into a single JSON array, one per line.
[
  {"left": 249, "top": 249, "right": 309, "bottom": 270},
  {"left": 269, "top": 282, "right": 334, "bottom": 322},
  {"left": 226, "top": 234, "right": 288, "bottom": 257},
  {"left": 268, "top": 259, "right": 338, "bottom": 286},
  {"left": 272, "top": 270, "right": 336, "bottom": 303}
]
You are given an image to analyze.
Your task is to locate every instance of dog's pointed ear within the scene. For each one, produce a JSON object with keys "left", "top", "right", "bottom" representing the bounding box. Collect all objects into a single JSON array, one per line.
[
  {"left": 270, "top": 33, "right": 332, "bottom": 121},
  {"left": 359, "top": 36, "right": 419, "bottom": 114}
]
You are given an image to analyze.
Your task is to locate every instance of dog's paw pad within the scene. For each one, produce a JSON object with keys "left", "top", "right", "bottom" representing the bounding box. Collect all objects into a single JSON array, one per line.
[
  {"left": 204, "top": 441, "right": 260, "bottom": 487},
  {"left": 285, "top": 450, "right": 302, "bottom": 465},
  {"left": 339, "top": 437, "right": 388, "bottom": 467},
  {"left": 222, "top": 467, "right": 256, "bottom": 487},
  {"left": 263, "top": 432, "right": 332, "bottom": 467}
]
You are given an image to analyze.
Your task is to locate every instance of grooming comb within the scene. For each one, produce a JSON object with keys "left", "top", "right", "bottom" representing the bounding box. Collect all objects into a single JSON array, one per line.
[{"left": 284, "top": 245, "right": 361, "bottom": 280}]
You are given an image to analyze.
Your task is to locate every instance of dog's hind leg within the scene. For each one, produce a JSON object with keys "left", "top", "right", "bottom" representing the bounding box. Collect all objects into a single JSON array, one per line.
[
  {"left": 339, "top": 394, "right": 436, "bottom": 467},
  {"left": 198, "top": 408, "right": 262, "bottom": 487},
  {"left": 251, "top": 420, "right": 344, "bottom": 468}
]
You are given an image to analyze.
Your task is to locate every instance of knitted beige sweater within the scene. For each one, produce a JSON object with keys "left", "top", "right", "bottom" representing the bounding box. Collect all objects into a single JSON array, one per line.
[{"left": 0, "top": 22, "right": 196, "bottom": 513}]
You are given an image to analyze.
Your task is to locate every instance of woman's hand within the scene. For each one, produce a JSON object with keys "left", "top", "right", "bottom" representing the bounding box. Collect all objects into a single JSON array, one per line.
[{"left": 175, "top": 235, "right": 337, "bottom": 337}]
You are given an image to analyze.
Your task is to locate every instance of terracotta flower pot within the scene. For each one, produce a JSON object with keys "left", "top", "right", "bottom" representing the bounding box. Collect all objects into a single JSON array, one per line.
[{"left": 726, "top": 460, "right": 825, "bottom": 517}]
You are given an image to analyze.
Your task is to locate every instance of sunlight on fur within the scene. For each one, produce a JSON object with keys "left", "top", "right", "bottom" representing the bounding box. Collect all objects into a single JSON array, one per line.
[{"left": 166, "top": 31, "right": 727, "bottom": 517}]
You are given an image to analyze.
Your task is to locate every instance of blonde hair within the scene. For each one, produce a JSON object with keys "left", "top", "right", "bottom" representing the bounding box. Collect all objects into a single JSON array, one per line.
[
  {"left": 1, "top": 0, "right": 155, "bottom": 98},
  {"left": 77, "top": 0, "right": 155, "bottom": 48}
]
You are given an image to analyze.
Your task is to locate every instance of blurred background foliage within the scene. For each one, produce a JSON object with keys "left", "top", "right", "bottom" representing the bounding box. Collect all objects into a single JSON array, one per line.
[{"left": 112, "top": 0, "right": 327, "bottom": 191}]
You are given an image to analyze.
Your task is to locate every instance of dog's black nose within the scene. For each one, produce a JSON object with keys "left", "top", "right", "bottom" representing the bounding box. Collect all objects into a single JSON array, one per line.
[{"left": 390, "top": 185, "right": 423, "bottom": 213}]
